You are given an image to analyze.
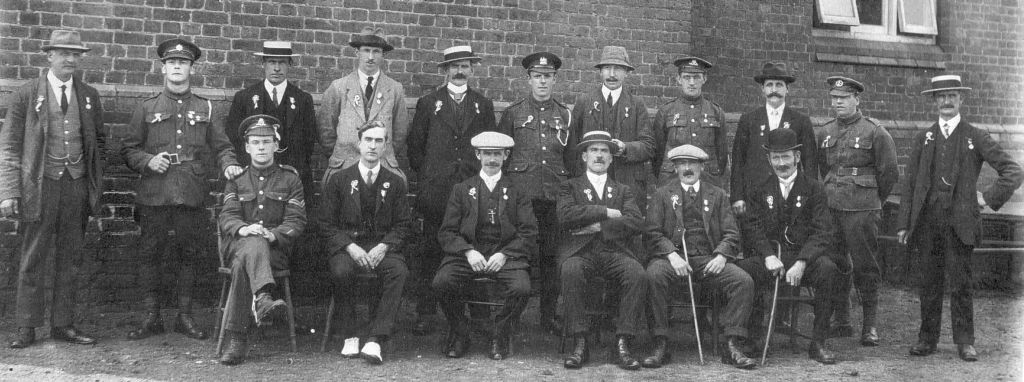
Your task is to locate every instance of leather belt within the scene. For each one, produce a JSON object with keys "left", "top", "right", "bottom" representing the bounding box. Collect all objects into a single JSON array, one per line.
[
  {"left": 835, "top": 166, "right": 876, "bottom": 176},
  {"left": 163, "top": 152, "right": 196, "bottom": 164}
]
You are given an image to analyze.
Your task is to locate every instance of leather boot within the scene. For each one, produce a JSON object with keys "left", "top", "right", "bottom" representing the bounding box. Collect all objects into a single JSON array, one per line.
[
  {"left": 9, "top": 327, "right": 35, "bottom": 349},
  {"left": 809, "top": 341, "right": 837, "bottom": 364},
  {"left": 488, "top": 334, "right": 511, "bottom": 360},
  {"left": 860, "top": 299, "right": 880, "bottom": 346},
  {"left": 641, "top": 336, "right": 670, "bottom": 368},
  {"left": 613, "top": 336, "right": 640, "bottom": 370},
  {"left": 219, "top": 331, "right": 248, "bottom": 365},
  {"left": 860, "top": 326, "right": 879, "bottom": 346},
  {"left": 443, "top": 326, "right": 470, "bottom": 358},
  {"left": 174, "top": 313, "right": 208, "bottom": 340},
  {"left": 909, "top": 341, "right": 937, "bottom": 356},
  {"left": 721, "top": 336, "right": 757, "bottom": 369},
  {"left": 957, "top": 344, "right": 978, "bottom": 362},
  {"left": 127, "top": 311, "right": 165, "bottom": 340},
  {"left": 563, "top": 334, "right": 588, "bottom": 369}
]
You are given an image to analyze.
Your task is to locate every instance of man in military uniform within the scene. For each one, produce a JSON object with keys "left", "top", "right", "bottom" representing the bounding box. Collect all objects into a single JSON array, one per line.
[
  {"left": 1, "top": 29, "right": 104, "bottom": 348},
  {"left": 817, "top": 76, "right": 897, "bottom": 346},
  {"left": 226, "top": 41, "right": 318, "bottom": 199},
  {"left": 217, "top": 115, "right": 307, "bottom": 366},
  {"left": 433, "top": 132, "right": 537, "bottom": 360},
  {"left": 897, "top": 75, "right": 1022, "bottom": 361},
  {"left": 407, "top": 46, "right": 497, "bottom": 335},
  {"left": 498, "top": 52, "right": 575, "bottom": 333},
  {"left": 121, "top": 38, "right": 241, "bottom": 341},
  {"left": 651, "top": 56, "right": 728, "bottom": 186}
]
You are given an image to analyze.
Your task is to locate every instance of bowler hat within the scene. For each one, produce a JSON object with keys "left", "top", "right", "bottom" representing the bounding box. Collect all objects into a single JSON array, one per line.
[
  {"left": 595, "top": 46, "right": 634, "bottom": 71},
  {"left": 41, "top": 29, "right": 90, "bottom": 52},
  {"left": 921, "top": 74, "right": 971, "bottom": 95},
  {"left": 349, "top": 26, "right": 394, "bottom": 53},
  {"left": 762, "top": 128, "right": 802, "bottom": 152},
  {"left": 754, "top": 62, "right": 796, "bottom": 84},
  {"left": 577, "top": 130, "right": 620, "bottom": 155}
]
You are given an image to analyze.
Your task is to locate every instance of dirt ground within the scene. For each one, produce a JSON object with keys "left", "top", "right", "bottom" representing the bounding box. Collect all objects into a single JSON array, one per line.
[{"left": 0, "top": 284, "right": 1021, "bottom": 382}]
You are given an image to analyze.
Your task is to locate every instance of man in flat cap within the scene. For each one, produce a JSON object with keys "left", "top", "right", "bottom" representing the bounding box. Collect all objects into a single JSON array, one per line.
[
  {"left": 217, "top": 115, "right": 307, "bottom": 365},
  {"left": 498, "top": 51, "right": 575, "bottom": 334},
  {"left": 643, "top": 144, "right": 756, "bottom": 369},
  {"left": 652, "top": 56, "right": 728, "bottom": 187},
  {"left": 121, "top": 38, "right": 242, "bottom": 341},
  {"left": 897, "top": 75, "right": 1021, "bottom": 361},
  {"left": 816, "top": 76, "right": 897, "bottom": 346},
  {"left": 558, "top": 131, "right": 647, "bottom": 371},
  {"left": 318, "top": 121, "right": 411, "bottom": 365},
  {"left": 226, "top": 41, "right": 317, "bottom": 200},
  {"left": 1, "top": 29, "right": 104, "bottom": 348},
  {"left": 406, "top": 45, "right": 497, "bottom": 335},
  {"left": 319, "top": 26, "right": 408, "bottom": 185},
  {"left": 433, "top": 131, "right": 536, "bottom": 360}
]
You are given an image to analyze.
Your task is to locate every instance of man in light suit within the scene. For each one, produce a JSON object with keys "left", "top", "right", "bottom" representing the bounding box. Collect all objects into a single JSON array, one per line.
[
  {"left": 318, "top": 26, "right": 408, "bottom": 185},
  {"left": 897, "top": 75, "right": 1022, "bottom": 362}
]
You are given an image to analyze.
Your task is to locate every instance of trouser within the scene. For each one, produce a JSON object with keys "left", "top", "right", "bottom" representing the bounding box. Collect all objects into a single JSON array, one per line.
[
  {"left": 329, "top": 252, "right": 409, "bottom": 340},
  {"left": 915, "top": 206, "right": 975, "bottom": 345},
  {"left": 15, "top": 175, "right": 87, "bottom": 328},
  {"left": 831, "top": 209, "right": 881, "bottom": 327},
  {"left": 738, "top": 253, "right": 843, "bottom": 342},
  {"left": 532, "top": 199, "right": 560, "bottom": 320},
  {"left": 561, "top": 249, "right": 647, "bottom": 337},
  {"left": 136, "top": 204, "right": 207, "bottom": 313},
  {"left": 646, "top": 256, "right": 753, "bottom": 338},
  {"left": 223, "top": 236, "right": 288, "bottom": 332},
  {"left": 414, "top": 217, "right": 445, "bottom": 317},
  {"left": 432, "top": 260, "right": 531, "bottom": 337}
]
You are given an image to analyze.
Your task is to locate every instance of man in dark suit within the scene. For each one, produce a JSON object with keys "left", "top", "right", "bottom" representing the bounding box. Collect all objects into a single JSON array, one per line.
[
  {"left": 433, "top": 132, "right": 537, "bottom": 360},
  {"left": 226, "top": 41, "right": 318, "bottom": 199},
  {"left": 558, "top": 131, "right": 647, "bottom": 371},
  {"left": 1, "top": 29, "right": 104, "bottom": 348},
  {"left": 407, "top": 46, "right": 497, "bottom": 335},
  {"left": 319, "top": 121, "right": 411, "bottom": 365},
  {"left": 897, "top": 75, "right": 1022, "bottom": 362}
]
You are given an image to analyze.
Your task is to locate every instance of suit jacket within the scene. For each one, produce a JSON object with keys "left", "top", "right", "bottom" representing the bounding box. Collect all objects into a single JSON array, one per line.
[
  {"left": 317, "top": 163, "right": 412, "bottom": 257},
  {"left": 556, "top": 175, "right": 644, "bottom": 265},
  {"left": 570, "top": 86, "right": 655, "bottom": 196},
  {"left": 896, "top": 120, "right": 1022, "bottom": 246},
  {"left": 730, "top": 105, "right": 818, "bottom": 203},
  {"left": 644, "top": 181, "right": 740, "bottom": 264},
  {"left": 226, "top": 81, "right": 317, "bottom": 186},
  {"left": 437, "top": 175, "right": 538, "bottom": 270},
  {"left": 0, "top": 71, "right": 105, "bottom": 221},
  {"left": 744, "top": 170, "right": 835, "bottom": 264},
  {"left": 407, "top": 86, "right": 496, "bottom": 220}
]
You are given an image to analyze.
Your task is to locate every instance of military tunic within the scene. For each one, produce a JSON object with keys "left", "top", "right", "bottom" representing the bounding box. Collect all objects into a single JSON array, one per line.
[{"left": 652, "top": 96, "right": 728, "bottom": 185}]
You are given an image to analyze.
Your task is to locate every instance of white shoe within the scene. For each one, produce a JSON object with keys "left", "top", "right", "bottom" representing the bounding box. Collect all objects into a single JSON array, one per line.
[
  {"left": 341, "top": 337, "right": 360, "bottom": 358},
  {"left": 360, "top": 341, "right": 383, "bottom": 364}
]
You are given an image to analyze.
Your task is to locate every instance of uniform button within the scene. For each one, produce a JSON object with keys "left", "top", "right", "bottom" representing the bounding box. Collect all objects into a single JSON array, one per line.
[
  {"left": 541, "top": 134, "right": 546, "bottom": 138},
  {"left": 259, "top": 190, "right": 264, "bottom": 195},
  {"left": 177, "top": 114, "right": 182, "bottom": 118},
  {"left": 540, "top": 120, "right": 546, "bottom": 124},
  {"left": 177, "top": 130, "right": 182, "bottom": 134},
  {"left": 64, "top": 130, "right": 68, "bottom": 134},
  {"left": 64, "top": 120, "right": 69, "bottom": 124},
  {"left": 259, "top": 220, "right": 264, "bottom": 224},
  {"left": 692, "top": 133, "right": 697, "bottom": 137},
  {"left": 542, "top": 160, "right": 547, "bottom": 164},
  {"left": 691, "top": 119, "right": 696, "bottom": 122},
  {"left": 259, "top": 177, "right": 265, "bottom": 181},
  {"left": 540, "top": 107, "right": 545, "bottom": 111},
  {"left": 177, "top": 100, "right": 182, "bottom": 104},
  {"left": 258, "top": 205, "right": 264, "bottom": 209},
  {"left": 689, "top": 105, "right": 695, "bottom": 109},
  {"left": 542, "top": 147, "right": 547, "bottom": 151},
  {"left": 64, "top": 141, "right": 68, "bottom": 145},
  {"left": 176, "top": 145, "right": 182, "bottom": 149}
]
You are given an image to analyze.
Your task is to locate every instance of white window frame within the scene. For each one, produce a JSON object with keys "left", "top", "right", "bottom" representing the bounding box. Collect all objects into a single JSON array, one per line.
[{"left": 814, "top": 0, "right": 936, "bottom": 44}]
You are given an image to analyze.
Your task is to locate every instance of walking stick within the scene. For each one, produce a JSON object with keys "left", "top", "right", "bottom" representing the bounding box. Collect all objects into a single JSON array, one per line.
[
  {"left": 761, "top": 240, "right": 783, "bottom": 365},
  {"left": 679, "top": 233, "right": 705, "bottom": 365}
]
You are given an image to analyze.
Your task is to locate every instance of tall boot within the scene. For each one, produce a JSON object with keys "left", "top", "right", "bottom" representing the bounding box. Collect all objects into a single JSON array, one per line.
[
  {"left": 642, "top": 336, "right": 670, "bottom": 368},
  {"left": 174, "top": 267, "right": 208, "bottom": 340},
  {"left": 127, "top": 297, "right": 165, "bottom": 340},
  {"left": 613, "top": 336, "right": 640, "bottom": 370},
  {"left": 563, "top": 334, "right": 589, "bottom": 369}
]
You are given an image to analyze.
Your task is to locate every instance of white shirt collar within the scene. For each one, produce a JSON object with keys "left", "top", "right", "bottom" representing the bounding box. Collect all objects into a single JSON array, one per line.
[
  {"left": 447, "top": 82, "right": 468, "bottom": 95},
  {"left": 601, "top": 86, "right": 623, "bottom": 106},
  {"left": 586, "top": 171, "right": 608, "bottom": 198},
  {"left": 940, "top": 114, "right": 961, "bottom": 136},
  {"left": 47, "top": 70, "right": 73, "bottom": 101},
  {"left": 479, "top": 170, "right": 502, "bottom": 191},
  {"left": 358, "top": 69, "right": 379, "bottom": 90},
  {"left": 779, "top": 169, "right": 798, "bottom": 186},
  {"left": 264, "top": 79, "right": 288, "bottom": 104},
  {"left": 357, "top": 161, "right": 381, "bottom": 181},
  {"left": 765, "top": 103, "right": 785, "bottom": 115},
  {"left": 766, "top": 103, "right": 785, "bottom": 130},
  {"left": 681, "top": 180, "right": 701, "bottom": 193}
]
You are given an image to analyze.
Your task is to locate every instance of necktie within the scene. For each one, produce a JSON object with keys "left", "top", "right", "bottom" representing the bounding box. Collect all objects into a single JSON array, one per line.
[
  {"left": 943, "top": 123, "right": 950, "bottom": 138},
  {"left": 781, "top": 181, "right": 792, "bottom": 199},
  {"left": 272, "top": 87, "right": 279, "bottom": 106},
  {"left": 686, "top": 187, "right": 697, "bottom": 202},
  {"left": 60, "top": 85, "right": 69, "bottom": 115},
  {"left": 607, "top": 93, "right": 614, "bottom": 108},
  {"left": 366, "top": 169, "right": 375, "bottom": 185},
  {"left": 365, "top": 76, "right": 374, "bottom": 102}
]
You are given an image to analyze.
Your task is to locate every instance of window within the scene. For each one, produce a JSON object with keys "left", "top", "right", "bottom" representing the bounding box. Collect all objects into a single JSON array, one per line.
[{"left": 814, "top": 0, "right": 936, "bottom": 43}]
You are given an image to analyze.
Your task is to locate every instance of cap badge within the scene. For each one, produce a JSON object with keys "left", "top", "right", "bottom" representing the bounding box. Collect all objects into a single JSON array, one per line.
[
  {"left": 689, "top": 59, "right": 697, "bottom": 66},
  {"left": 175, "top": 44, "right": 183, "bottom": 52},
  {"left": 538, "top": 57, "right": 548, "bottom": 66},
  {"left": 256, "top": 118, "right": 266, "bottom": 127},
  {"left": 834, "top": 79, "right": 844, "bottom": 87}
]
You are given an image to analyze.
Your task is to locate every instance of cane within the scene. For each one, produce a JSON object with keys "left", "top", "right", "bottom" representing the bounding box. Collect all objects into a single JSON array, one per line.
[
  {"left": 761, "top": 240, "right": 783, "bottom": 365},
  {"left": 679, "top": 232, "right": 705, "bottom": 365}
]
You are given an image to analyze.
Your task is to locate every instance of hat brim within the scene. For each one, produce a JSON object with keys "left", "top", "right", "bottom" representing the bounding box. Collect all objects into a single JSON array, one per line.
[
  {"left": 595, "top": 61, "right": 635, "bottom": 71},
  {"left": 578, "top": 139, "right": 620, "bottom": 155},
  {"left": 349, "top": 41, "right": 394, "bottom": 53},
  {"left": 921, "top": 87, "right": 972, "bottom": 95},
  {"left": 670, "top": 156, "right": 706, "bottom": 162},
  {"left": 527, "top": 67, "right": 558, "bottom": 74},
  {"left": 437, "top": 56, "right": 482, "bottom": 67},
  {"left": 762, "top": 143, "right": 803, "bottom": 152},
  {"left": 42, "top": 44, "right": 90, "bottom": 52},
  {"left": 754, "top": 74, "right": 796, "bottom": 84},
  {"left": 254, "top": 53, "right": 300, "bottom": 58}
]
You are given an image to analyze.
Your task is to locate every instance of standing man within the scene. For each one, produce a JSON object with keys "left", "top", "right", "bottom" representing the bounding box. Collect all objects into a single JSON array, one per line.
[
  {"left": 651, "top": 57, "right": 728, "bottom": 186},
  {"left": 217, "top": 115, "right": 307, "bottom": 366},
  {"left": 643, "top": 144, "right": 757, "bottom": 369},
  {"left": 433, "top": 132, "right": 536, "bottom": 360},
  {"left": 1, "top": 29, "right": 104, "bottom": 348},
  {"left": 498, "top": 52, "right": 575, "bottom": 334},
  {"left": 570, "top": 46, "right": 654, "bottom": 212},
  {"left": 319, "top": 121, "right": 411, "bottom": 365},
  {"left": 121, "top": 38, "right": 241, "bottom": 341},
  {"left": 319, "top": 26, "right": 408, "bottom": 185},
  {"left": 407, "top": 46, "right": 496, "bottom": 335},
  {"left": 897, "top": 75, "right": 1022, "bottom": 361},
  {"left": 226, "top": 41, "right": 318, "bottom": 199},
  {"left": 817, "top": 76, "right": 898, "bottom": 346}
]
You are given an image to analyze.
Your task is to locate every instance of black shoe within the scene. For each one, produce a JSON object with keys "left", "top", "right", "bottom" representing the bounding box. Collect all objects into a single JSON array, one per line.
[
  {"left": 613, "top": 336, "right": 641, "bottom": 371},
  {"left": 829, "top": 324, "right": 854, "bottom": 338},
  {"left": 252, "top": 292, "right": 286, "bottom": 327},
  {"left": 641, "top": 336, "right": 670, "bottom": 368},
  {"left": 219, "top": 333, "right": 248, "bottom": 366},
  {"left": 443, "top": 330, "right": 470, "bottom": 358},
  {"left": 489, "top": 335, "right": 511, "bottom": 360},
  {"left": 721, "top": 337, "right": 757, "bottom": 369},
  {"left": 174, "top": 313, "right": 208, "bottom": 340},
  {"left": 412, "top": 318, "right": 434, "bottom": 336},
  {"left": 9, "top": 327, "right": 35, "bottom": 349},
  {"left": 909, "top": 341, "right": 937, "bottom": 356},
  {"left": 541, "top": 316, "right": 562, "bottom": 336},
  {"left": 860, "top": 326, "right": 879, "bottom": 346},
  {"left": 127, "top": 312, "right": 165, "bottom": 340},
  {"left": 563, "top": 335, "right": 589, "bottom": 369},
  {"left": 51, "top": 326, "right": 96, "bottom": 345},
  {"left": 957, "top": 344, "right": 978, "bottom": 362},
  {"left": 808, "top": 341, "right": 837, "bottom": 364}
]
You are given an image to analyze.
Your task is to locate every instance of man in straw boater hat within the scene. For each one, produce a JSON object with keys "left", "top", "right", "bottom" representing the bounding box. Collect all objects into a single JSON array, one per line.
[
  {"left": 2, "top": 29, "right": 104, "bottom": 349},
  {"left": 319, "top": 26, "right": 408, "bottom": 185},
  {"left": 897, "top": 75, "right": 1021, "bottom": 362},
  {"left": 226, "top": 41, "right": 318, "bottom": 200},
  {"left": 406, "top": 45, "right": 497, "bottom": 335}
]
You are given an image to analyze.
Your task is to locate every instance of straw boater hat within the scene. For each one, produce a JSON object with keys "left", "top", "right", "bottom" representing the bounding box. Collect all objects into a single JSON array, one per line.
[
  {"left": 253, "top": 41, "right": 300, "bottom": 58},
  {"left": 920, "top": 75, "right": 971, "bottom": 95},
  {"left": 438, "top": 45, "right": 482, "bottom": 67},
  {"left": 349, "top": 26, "right": 394, "bottom": 52},
  {"left": 753, "top": 62, "right": 796, "bottom": 84},
  {"left": 762, "top": 128, "right": 802, "bottom": 152},
  {"left": 576, "top": 130, "right": 620, "bottom": 155},
  {"left": 595, "top": 46, "right": 634, "bottom": 71},
  {"left": 41, "top": 29, "right": 90, "bottom": 52}
]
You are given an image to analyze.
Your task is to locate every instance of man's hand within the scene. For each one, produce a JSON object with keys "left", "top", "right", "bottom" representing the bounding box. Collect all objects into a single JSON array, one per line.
[
  {"left": 147, "top": 152, "right": 171, "bottom": 174},
  {"left": 611, "top": 139, "right": 626, "bottom": 155},
  {"left": 367, "top": 243, "right": 388, "bottom": 269},
  {"left": 571, "top": 222, "right": 602, "bottom": 235},
  {"left": 786, "top": 260, "right": 807, "bottom": 286},
  {"left": 465, "top": 249, "right": 487, "bottom": 273},
  {"left": 238, "top": 224, "right": 264, "bottom": 237},
  {"left": 347, "top": 243, "right": 371, "bottom": 271},
  {"left": 703, "top": 254, "right": 727, "bottom": 276},
  {"left": 764, "top": 255, "right": 784, "bottom": 276},
  {"left": 224, "top": 165, "right": 244, "bottom": 180},
  {"left": 977, "top": 191, "right": 987, "bottom": 208},
  {"left": 731, "top": 200, "right": 746, "bottom": 215},
  {"left": 485, "top": 252, "right": 507, "bottom": 273},
  {"left": 0, "top": 198, "right": 19, "bottom": 218},
  {"left": 606, "top": 208, "right": 622, "bottom": 219},
  {"left": 667, "top": 252, "right": 692, "bottom": 278},
  {"left": 896, "top": 229, "right": 909, "bottom": 246}
]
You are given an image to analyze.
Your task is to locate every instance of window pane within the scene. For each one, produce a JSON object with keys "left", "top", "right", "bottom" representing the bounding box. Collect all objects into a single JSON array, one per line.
[
  {"left": 857, "top": 0, "right": 884, "bottom": 25},
  {"left": 816, "top": 0, "right": 861, "bottom": 26},
  {"left": 899, "top": 0, "right": 938, "bottom": 35}
]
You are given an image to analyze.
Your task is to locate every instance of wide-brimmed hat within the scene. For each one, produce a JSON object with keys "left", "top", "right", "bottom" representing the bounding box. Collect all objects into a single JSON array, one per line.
[
  {"left": 253, "top": 41, "right": 300, "bottom": 58},
  {"left": 667, "top": 144, "right": 708, "bottom": 162},
  {"left": 921, "top": 74, "right": 972, "bottom": 95},
  {"left": 471, "top": 131, "right": 514, "bottom": 149},
  {"left": 577, "top": 130, "right": 620, "bottom": 154},
  {"left": 754, "top": 62, "right": 796, "bottom": 84},
  {"left": 673, "top": 56, "right": 712, "bottom": 73},
  {"left": 41, "top": 29, "right": 90, "bottom": 52},
  {"left": 438, "top": 45, "right": 481, "bottom": 67},
  {"left": 594, "top": 46, "right": 634, "bottom": 71},
  {"left": 522, "top": 52, "right": 561, "bottom": 74},
  {"left": 240, "top": 114, "right": 281, "bottom": 141},
  {"left": 349, "top": 26, "right": 394, "bottom": 53},
  {"left": 157, "top": 38, "right": 201, "bottom": 62},
  {"left": 826, "top": 76, "right": 864, "bottom": 95},
  {"left": 762, "top": 128, "right": 802, "bottom": 152}
]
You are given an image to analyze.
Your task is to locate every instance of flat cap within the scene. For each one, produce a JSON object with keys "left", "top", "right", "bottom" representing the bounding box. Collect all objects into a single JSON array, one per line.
[
  {"left": 239, "top": 114, "right": 281, "bottom": 141},
  {"left": 667, "top": 144, "right": 708, "bottom": 162},
  {"left": 522, "top": 52, "right": 561, "bottom": 73},
  {"left": 674, "top": 56, "right": 713, "bottom": 73},
  {"left": 471, "top": 131, "right": 514, "bottom": 149},
  {"left": 826, "top": 76, "right": 864, "bottom": 95},
  {"left": 157, "top": 38, "right": 201, "bottom": 62}
]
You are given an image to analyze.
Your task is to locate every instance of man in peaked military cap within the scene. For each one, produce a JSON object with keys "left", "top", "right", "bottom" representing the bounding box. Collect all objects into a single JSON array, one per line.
[
  {"left": 121, "top": 38, "right": 242, "bottom": 341},
  {"left": 217, "top": 115, "right": 307, "bottom": 365},
  {"left": 498, "top": 51, "right": 576, "bottom": 335}
]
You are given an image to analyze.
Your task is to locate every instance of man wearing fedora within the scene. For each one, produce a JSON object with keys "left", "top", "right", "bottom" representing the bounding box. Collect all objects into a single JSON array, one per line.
[
  {"left": 651, "top": 57, "right": 728, "bottom": 187},
  {"left": 121, "top": 38, "right": 242, "bottom": 341},
  {"left": 897, "top": 75, "right": 1021, "bottom": 361},
  {"left": 1, "top": 29, "right": 104, "bottom": 348},
  {"left": 319, "top": 26, "right": 408, "bottom": 185},
  {"left": 226, "top": 41, "right": 318, "bottom": 200},
  {"left": 406, "top": 45, "right": 497, "bottom": 335},
  {"left": 816, "top": 76, "right": 897, "bottom": 346}
]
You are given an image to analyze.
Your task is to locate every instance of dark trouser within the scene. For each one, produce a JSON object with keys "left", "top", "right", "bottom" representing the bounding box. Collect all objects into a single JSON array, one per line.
[
  {"left": 15, "top": 175, "right": 87, "bottom": 328},
  {"left": 414, "top": 217, "right": 444, "bottom": 317},
  {"left": 223, "top": 236, "right": 289, "bottom": 332},
  {"left": 532, "top": 200, "right": 560, "bottom": 320},
  {"left": 561, "top": 249, "right": 647, "bottom": 337},
  {"left": 831, "top": 209, "right": 881, "bottom": 326},
  {"left": 738, "top": 254, "right": 843, "bottom": 342},
  {"left": 432, "top": 259, "right": 531, "bottom": 336},
  {"left": 916, "top": 206, "right": 975, "bottom": 345},
  {"left": 136, "top": 204, "right": 207, "bottom": 313},
  {"left": 329, "top": 252, "right": 409, "bottom": 339},
  {"left": 646, "top": 256, "right": 753, "bottom": 338}
]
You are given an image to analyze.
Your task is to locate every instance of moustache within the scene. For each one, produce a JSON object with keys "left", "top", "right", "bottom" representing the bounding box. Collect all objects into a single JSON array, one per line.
[
  {"left": 682, "top": 170, "right": 695, "bottom": 176},
  {"left": 452, "top": 73, "right": 468, "bottom": 80},
  {"left": 767, "top": 92, "right": 783, "bottom": 98},
  {"left": 484, "top": 161, "right": 501, "bottom": 167},
  {"left": 774, "top": 165, "right": 791, "bottom": 172},
  {"left": 605, "top": 77, "right": 618, "bottom": 82},
  {"left": 940, "top": 104, "right": 954, "bottom": 108}
]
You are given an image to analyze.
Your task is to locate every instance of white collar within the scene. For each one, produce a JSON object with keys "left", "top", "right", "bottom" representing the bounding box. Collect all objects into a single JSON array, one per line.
[
  {"left": 601, "top": 86, "right": 623, "bottom": 105},
  {"left": 480, "top": 170, "right": 502, "bottom": 190},
  {"left": 47, "top": 70, "right": 73, "bottom": 100},
  {"left": 681, "top": 180, "right": 701, "bottom": 193},
  {"left": 778, "top": 170, "right": 798, "bottom": 186},
  {"left": 586, "top": 171, "right": 608, "bottom": 185},
  {"left": 766, "top": 103, "right": 785, "bottom": 115},
  {"left": 939, "top": 114, "right": 961, "bottom": 133},
  {"left": 358, "top": 69, "right": 380, "bottom": 88},
  {"left": 264, "top": 79, "right": 287, "bottom": 99},
  {"left": 447, "top": 82, "right": 468, "bottom": 95},
  {"left": 357, "top": 161, "right": 381, "bottom": 179}
]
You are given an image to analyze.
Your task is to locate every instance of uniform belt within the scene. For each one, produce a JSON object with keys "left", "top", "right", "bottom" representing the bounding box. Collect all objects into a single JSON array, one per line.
[
  {"left": 163, "top": 153, "right": 197, "bottom": 164},
  {"left": 834, "top": 166, "right": 876, "bottom": 176}
]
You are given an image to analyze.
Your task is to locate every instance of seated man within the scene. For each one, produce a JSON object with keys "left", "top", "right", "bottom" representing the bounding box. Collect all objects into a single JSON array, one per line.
[
  {"left": 432, "top": 132, "right": 537, "bottom": 360},
  {"left": 319, "top": 121, "right": 411, "bottom": 365},
  {"left": 217, "top": 115, "right": 307, "bottom": 366},
  {"left": 558, "top": 131, "right": 647, "bottom": 371},
  {"left": 643, "top": 144, "right": 757, "bottom": 369},
  {"left": 737, "top": 128, "right": 842, "bottom": 364}
]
